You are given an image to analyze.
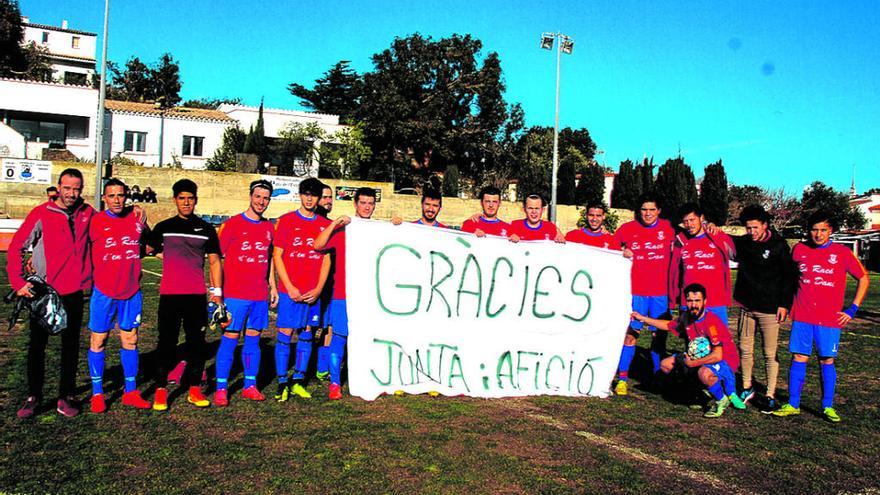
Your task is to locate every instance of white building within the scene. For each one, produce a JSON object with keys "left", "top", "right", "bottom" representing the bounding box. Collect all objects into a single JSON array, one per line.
[
  {"left": 0, "top": 77, "right": 98, "bottom": 161},
  {"left": 104, "top": 101, "right": 233, "bottom": 169},
  {"left": 20, "top": 17, "right": 97, "bottom": 85}
]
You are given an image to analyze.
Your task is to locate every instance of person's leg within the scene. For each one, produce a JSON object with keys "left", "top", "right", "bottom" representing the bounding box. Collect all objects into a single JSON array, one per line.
[
  {"left": 181, "top": 295, "right": 209, "bottom": 406},
  {"left": 25, "top": 313, "right": 50, "bottom": 400},
  {"left": 273, "top": 293, "right": 298, "bottom": 399},
  {"left": 737, "top": 308, "right": 757, "bottom": 393},
  {"left": 647, "top": 296, "right": 669, "bottom": 373},
  {"left": 214, "top": 298, "right": 249, "bottom": 397},
  {"left": 327, "top": 299, "right": 349, "bottom": 400},
  {"left": 153, "top": 295, "right": 182, "bottom": 411},
  {"left": 755, "top": 311, "right": 781, "bottom": 399},
  {"left": 58, "top": 291, "right": 84, "bottom": 399},
  {"left": 815, "top": 325, "right": 841, "bottom": 420}
]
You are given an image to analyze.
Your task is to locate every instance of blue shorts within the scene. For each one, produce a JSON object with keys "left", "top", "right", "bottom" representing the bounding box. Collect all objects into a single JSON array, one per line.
[
  {"left": 89, "top": 287, "right": 142, "bottom": 333},
  {"left": 631, "top": 295, "right": 668, "bottom": 332},
  {"left": 225, "top": 298, "right": 269, "bottom": 332},
  {"left": 790, "top": 320, "right": 840, "bottom": 358},
  {"left": 327, "top": 299, "right": 348, "bottom": 337},
  {"left": 277, "top": 293, "right": 321, "bottom": 329},
  {"left": 703, "top": 360, "right": 736, "bottom": 385},
  {"left": 707, "top": 306, "right": 728, "bottom": 325}
]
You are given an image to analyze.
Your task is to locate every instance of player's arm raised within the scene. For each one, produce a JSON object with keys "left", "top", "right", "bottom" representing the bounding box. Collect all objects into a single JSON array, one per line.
[
  {"left": 314, "top": 215, "right": 350, "bottom": 251},
  {"left": 631, "top": 311, "right": 675, "bottom": 334}
]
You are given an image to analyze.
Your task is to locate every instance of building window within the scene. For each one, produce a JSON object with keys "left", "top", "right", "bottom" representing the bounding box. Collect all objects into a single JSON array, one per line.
[
  {"left": 64, "top": 72, "right": 87, "bottom": 86},
  {"left": 182, "top": 136, "right": 204, "bottom": 157},
  {"left": 124, "top": 131, "right": 147, "bottom": 152},
  {"left": 41, "top": 32, "right": 49, "bottom": 43},
  {"left": 71, "top": 36, "right": 80, "bottom": 49},
  {"left": 8, "top": 119, "right": 66, "bottom": 146}
]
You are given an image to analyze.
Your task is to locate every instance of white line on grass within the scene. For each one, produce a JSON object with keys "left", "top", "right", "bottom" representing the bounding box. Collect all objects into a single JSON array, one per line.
[
  {"left": 517, "top": 407, "right": 758, "bottom": 495},
  {"left": 142, "top": 269, "right": 162, "bottom": 278}
]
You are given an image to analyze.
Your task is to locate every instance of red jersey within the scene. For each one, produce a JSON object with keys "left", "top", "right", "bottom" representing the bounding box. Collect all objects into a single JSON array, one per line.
[
  {"left": 461, "top": 217, "right": 511, "bottom": 237},
  {"left": 508, "top": 219, "right": 559, "bottom": 241},
  {"left": 614, "top": 219, "right": 674, "bottom": 296},
  {"left": 89, "top": 210, "right": 145, "bottom": 299},
  {"left": 413, "top": 219, "right": 448, "bottom": 228},
  {"left": 324, "top": 227, "right": 347, "bottom": 300},
  {"left": 669, "top": 232, "right": 735, "bottom": 307},
  {"left": 669, "top": 310, "right": 739, "bottom": 372},
  {"left": 275, "top": 210, "right": 331, "bottom": 292},
  {"left": 791, "top": 242, "right": 866, "bottom": 328},
  {"left": 564, "top": 228, "right": 621, "bottom": 250},
  {"left": 219, "top": 213, "right": 274, "bottom": 301}
]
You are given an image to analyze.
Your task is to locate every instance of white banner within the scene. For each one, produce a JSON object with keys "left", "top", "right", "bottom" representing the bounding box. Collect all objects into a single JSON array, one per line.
[
  {"left": 261, "top": 173, "right": 312, "bottom": 202},
  {"left": 2, "top": 158, "right": 52, "bottom": 184},
  {"left": 346, "top": 219, "right": 632, "bottom": 401}
]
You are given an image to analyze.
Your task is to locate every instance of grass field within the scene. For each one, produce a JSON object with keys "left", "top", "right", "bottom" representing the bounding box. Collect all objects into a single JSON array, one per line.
[{"left": 0, "top": 253, "right": 878, "bottom": 494}]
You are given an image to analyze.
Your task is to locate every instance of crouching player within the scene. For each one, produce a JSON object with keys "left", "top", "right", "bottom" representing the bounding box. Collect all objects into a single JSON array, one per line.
[
  {"left": 773, "top": 210, "right": 869, "bottom": 422},
  {"left": 273, "top": 178, "right": 331, "bottom": 401},
  {"left": 87, "top": 179, "right": 151, "bottom": 413},
  {"left": 213, "top": 180, "right": 278, "bottom": 406},
  {"left": 314, "top": 187, "right": 378, "bottom": 400},
  {"left": 632, "top": 283, "right": 745, "bottom": 418}
]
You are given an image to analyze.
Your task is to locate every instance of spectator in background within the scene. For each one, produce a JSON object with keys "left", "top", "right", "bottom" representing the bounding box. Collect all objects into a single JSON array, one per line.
[
  {"left": 131, "top": 185, "right": 143, "bottom": 203},
  {"left": 46, "top": 186, "right": 58, "bottom": 202},
  {"left": 142, "top": 187, "right": 157, "bottom": 203}
]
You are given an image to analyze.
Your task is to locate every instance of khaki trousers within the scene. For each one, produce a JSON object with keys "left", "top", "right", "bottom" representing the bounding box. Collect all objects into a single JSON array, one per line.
[{"left": 737, "top": 308, "right": 780, "bottom": 397}]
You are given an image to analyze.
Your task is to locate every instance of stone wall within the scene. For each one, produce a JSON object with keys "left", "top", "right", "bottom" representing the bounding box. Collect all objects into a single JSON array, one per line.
[{"left": 0, "top": 161, "right": 633, "bottom": 233}]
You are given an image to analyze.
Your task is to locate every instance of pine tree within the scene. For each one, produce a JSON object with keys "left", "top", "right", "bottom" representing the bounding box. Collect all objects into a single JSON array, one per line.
[
  {"left": 634, "top": 157, "right": 654, "bottom": 197},
  {"left": 575, "top": 163, "right": 605, "bottom": 206},
  {"left": 654, "top": 156, "right": 698, "bottom": 223},
  {"left": 611, "top": 159, "right": 638, "bottom": 210},
  {"left": 207, "top": 126, "right": 246, "bottom": 171},
  {"left": 699, "top": 160, "right": 729, "bottom": 225},
  {"left": 442, "top": 165, "right": 461, "bottom": 197},
  {"left": 556, "top": 152, "right": 578, "bottom": 205}
]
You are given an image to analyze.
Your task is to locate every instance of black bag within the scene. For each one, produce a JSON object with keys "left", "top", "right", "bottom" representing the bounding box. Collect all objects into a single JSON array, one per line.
[{"left": 4, "top": 274, "right": 68, "bottom": 335}]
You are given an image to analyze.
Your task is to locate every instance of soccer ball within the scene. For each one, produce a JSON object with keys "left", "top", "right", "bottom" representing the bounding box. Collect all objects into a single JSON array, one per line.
[{"left": 687, "top": 336, "right": 712, "bottom": 360}]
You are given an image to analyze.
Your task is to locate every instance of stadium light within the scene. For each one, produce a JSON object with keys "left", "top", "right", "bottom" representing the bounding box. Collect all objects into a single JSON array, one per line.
[{"left": 540, "top": 32, "right": 574, "bottom": 223}]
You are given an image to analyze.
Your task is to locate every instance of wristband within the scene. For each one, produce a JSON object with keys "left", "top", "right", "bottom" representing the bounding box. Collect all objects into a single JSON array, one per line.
[
  {"left": 843, "top": 304, "right": 859, "bottom": 319},
  {"left": 210, "top": 287, "right": 223, "bottom": 297}
]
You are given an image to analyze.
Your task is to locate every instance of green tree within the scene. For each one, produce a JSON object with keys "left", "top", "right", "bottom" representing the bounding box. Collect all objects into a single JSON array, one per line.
[
  {"left": 243, "top": 100, "right": 269, "bottom": 168},
  {"left": 182, "top": 97, "right": 242, "bottom": 109},
  {"left": 442, "top": 164, "right": 461, "bottom": 197},
  {"left": 654, "top": 156, "right": 697, "bottom": 223},
  {"left": 800, "top": 181, "right": 867, "bottom": 230},
  {"left": 633, "top": 157, "right": 654, "bottom": 197},
  {"left": 21, "top": 41, "right": 52, "bottom": 81},
  {"left": 727, "top": 184, "right": 765, "bottom": 224},
  {"left": 356, "top": 33, "right": 513, "bottom": 185},
  {"left": 0, "top": 0, "right": 26, "bottom": 76},
  {"left": 611, "top": 159, "right": 638, "bottom": 210},
  {"left": 206, "top": 125, "right": 246, "bottom": 171},
  {"left": 272, "top": 121, "right": 325, "bottom": 176},
  {"left": 699, "top": 160, "right": 729, "bottom": 225},
  {"left": 288, "top": 61, "right": 363, "bottom": 124},
  {"left": 111, "top": 57, "right": 152, "bottom": 101},
  {"left": 556, "top": 150, "right": 578, "bottom": 205},
  {"left": 575, "top": 162, "right": 606, "bottom": 206},
  {"left": 150, "top": 53, "right": 182, "bottom": 107},
  {"left": 319, "top": 124, "right": 371, "bottom": 179}
]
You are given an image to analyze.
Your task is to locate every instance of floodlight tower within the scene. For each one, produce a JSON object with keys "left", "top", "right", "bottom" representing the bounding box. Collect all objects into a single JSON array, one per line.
[{"left": 540, "top": 32, "right": 573, "bottom": 223}]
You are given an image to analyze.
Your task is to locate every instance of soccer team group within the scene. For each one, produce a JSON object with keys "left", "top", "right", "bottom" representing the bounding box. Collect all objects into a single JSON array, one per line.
[{"left": 6, "top": 167, "right": 870, "bottom": 422}]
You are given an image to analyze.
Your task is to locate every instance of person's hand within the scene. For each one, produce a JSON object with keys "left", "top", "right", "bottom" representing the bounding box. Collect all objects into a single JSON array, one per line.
[
  {"left": 391, "top": 216, "right": 403, "bottom": 226},
  {"left": 469, "top": 213, "right": 481, "bottom": 223},
  {"left": 16, "top": 283, "right": 34, "bottom": 298},
  {"left": 209, "top": 295, "right": 223, "bottom": 306},
  {"left": 301, "top": 288, "right": 321, "bottom": 304},
  {"left": 683, "top": 353, "right": 696, "bottom": 368},
  {"left": 776, "top": 307, "right": 788, "bottom": 323},
  {"left": 269, "top": 286, "right": 279, "bottom": 308},
  {"left": 336, "top": 215, "right": 352, "bottom": 227},
  {"left": 554, "top": 231, "right": 565, "bottom": 243},
  {"left": 287, "top": 286, "right": 303, "bottom": 302},
  {"left": 623, "top": 248, "right": 634, "bottom": 259},
  {"left": 509, "top": 234, "right": 521, "bottom": 243},
  {"left": 704, "top": 222, "right": 719, "bottom": 235},
  {"left": 474, "top": 228, "right": 486, "bottom": 238},
  {"left": 838, "top": 304, "right": 859, "bottom": 326},
  {"left": 630, "top": 311, "right": 645, "bottom": 322},
  {"left": 132, "top": 205, "right": 147, "bottom": 223}
]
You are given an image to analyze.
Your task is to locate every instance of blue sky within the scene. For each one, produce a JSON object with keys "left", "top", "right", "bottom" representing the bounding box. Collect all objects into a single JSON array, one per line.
[{"left": 22, "top": 0, "right": 880, "bottom": 192}]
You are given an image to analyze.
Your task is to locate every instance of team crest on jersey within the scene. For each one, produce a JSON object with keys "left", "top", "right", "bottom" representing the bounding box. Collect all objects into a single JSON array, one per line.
[
  {"left": 762, "top": 249, "right": 770, "bottom": 259},
  {"left": 657, "top": 231, "right": 665, "bottom": 240},
  {"left": 828, "top": 254, "right": 838, "bottom": 265}
]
